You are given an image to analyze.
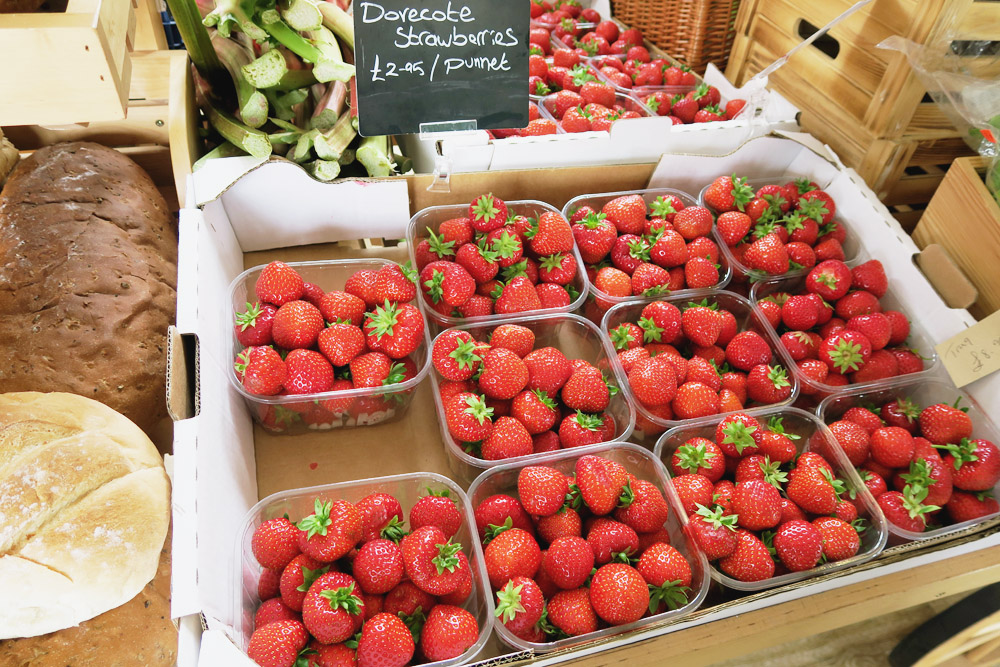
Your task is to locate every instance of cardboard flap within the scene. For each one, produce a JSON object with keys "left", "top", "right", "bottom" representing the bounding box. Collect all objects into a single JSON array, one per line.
[
  {"left": 166, "top": 326, "right": 199, "bottom": 422},
  {"left": 915, "top": 244, "right": 979, "bottom": 310}
]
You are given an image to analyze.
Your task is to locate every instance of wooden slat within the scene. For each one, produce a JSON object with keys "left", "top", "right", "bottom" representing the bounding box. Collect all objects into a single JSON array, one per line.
[{"left": 884, "top": 169, "right": 946, "bottom": 206}]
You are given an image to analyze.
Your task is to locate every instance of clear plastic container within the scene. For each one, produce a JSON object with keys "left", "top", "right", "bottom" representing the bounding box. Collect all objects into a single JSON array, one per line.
[
  {"left": 405, "top": 200, "right": 589, "bottom": 331},
  {"left": 466, "top": 442, "right": 710, "bottom": 652},
  {"left": 560, "top": 187, "right": 732, "bottom": 324},
  {"left": 228, "top": 259, "right": 432, "bottom": 435},
  {"left": 429, "top": 313, "right": 635, "bottom": 484},
  {"left": 540, "top": 90, "right": 651, "bottom": 123},
  {"left": 817, "top": 376, "right": 1000, "bottom": 543},
  {"left": 654, "top": 406, "right": 889, "bottom": 592},
  {"left": 232, "top": 472, "right": 494, "bottom": 665},
  {"left": 601, "top": 290, "right": 799, "bottom": 444},
  {"left": 630, "top": 87, "right": 751, "bottom": 122},
  {"left": 699, "top": 177, "right": 865, "bottom": 284},
  {"left": 750, "top": 274, "right": 941, "bottom": 403}
]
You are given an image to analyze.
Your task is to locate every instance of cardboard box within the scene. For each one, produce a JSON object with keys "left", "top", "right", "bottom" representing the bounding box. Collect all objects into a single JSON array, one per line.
[
  {"left": 397, "top": 64, "right": 801, "bottom": 174},
  {"left": 170, "top": 134, "right": 1000, "bottom": 665}
]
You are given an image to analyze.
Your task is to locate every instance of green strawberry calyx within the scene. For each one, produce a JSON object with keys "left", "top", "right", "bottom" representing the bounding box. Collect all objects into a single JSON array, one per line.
[
  {"left": 495, "top": 581, "right": 527, "bottom": 623},
  {"left": 425, "top": 227, "right": 456, "bottom": 258},
  {"left": 572, "top": 410, "right": 604, "bottom": 432},
  {"left": 449, "top": 337, "right": 483, "bottom": 371},
  {"left": 851, "top": 518, "right": 868, "bottom": 535},
  {"left": 398, "top": 607, "right": 427, "bottom": 644},
  {"left": 295, "top": 564, "right": 331, "bottom": 592},
  {"left": 532, "top": 389, "right": 559, "bottom": 411},
  {"left": 603, "top": 374, "right": 620, "bottom": 397},
  {"left": 471, "top": 194, "right": 503, "bottom": 225},
  {"left": 501, "top": 258, "right": 530, "bottom": 282},
  {"left": 819, "top": 467, "right": 846, "bottom": 500},
  {"left": 365, "top": 299, "right": 403, "bottom": 341},
  {"left": 797, "top": 198, "right": 828, "bottom": 223},
  {"left": 293, "top": 648, "right": 318, "bottom": 667},
  {"left": 380, "top": 515, "right": 408, "bottom": 543},
  {"left": 463, "top": 394, "right": 495, "bottom": 425},
  {"left": 933, "top": 437, "right": 980, "bottom": 470},
  {"left": 431, "top": 540, "right": 463, "bottom": 575},
  {"left": 610, "top": 324, "right": 637, "bottom": 350},
  {"left": 297, "top": 499, "right": 333, "bottom": 538},
  {"left": 900, "top": 459, "right": 936, "bottom": 492},
  {"left": 617, "top": 480, "right": 635, "bottom": 509},
  {"left": 539, "top": 253, "right": 568, "bottom": 272},
  {"left": 533, "top": 80, "right": 552, "bottom": 95},
  {"left": 649, "top": 580, "right": 690, "bottom": 613},
  {"left": 563, "top": 483, "right": 583, "bottom": 512},
  {"left": 319, "top": 582, "right": 363, "bottom": 614},
  {"left": 536, "top": 608, "right": 567, "bottom": 639},
  {"left": 894, "top": 398, "right": 920, "bottom": 422},
  {"left": 794, "top": 177, "right": 816, "bottom": 194},
  {"left": 236, "top": 301, "right": 264, "bottom": 331},
  {"left": 901, "top": 484, "right": 940, "bottom": 524},
  {"left": 760, "top": 456, "right": 789, "bottom": 489},
  {"left": 674, "top": 442, "right": 716, "bottom": 473},
  {"left": 728, "top": 174, "right": 755, "bottom": 212},
  {"left": 649, "top": 196, "right": 677, "bottom": 218},
  {"left": 627, "top": 238, "right": 651, "bottom": 261},
  {"left": 767, "top": 416, "right": 800, "bottom": 440},
  {"left": 382, "top": 362, "right": 408, "bottom": 387},
  {"left": 721, "top": 420, "right": 757, "bottom": 455},
  {"left": 610, "top": 549, "right": 637, "bottom": 565},
  {"left": 826, "top": 339, "right": 865, "bottom": 373},
  {"left": 579, "top": 211, "right": 609, "bottom": 229},
  {"left": 638, "top": 316, "right": 664, "bottom": 343},
  {"left": 233, "top": 348, "right": 253, "bottom": 377},
  {"left": 490, "top": 230, "right": 521, "bottom": 260},
  {"left": 422, "top": 271, "right": 447, "bottom": 304},
  {"left": 569, "top": 63, "right": 597, "bottom": 85},
  {"left": 483, "top": 516, "right": 513, "bottom": 546},
  {"left": 645, "top": 96, "right": 661, "bottom": 112},
  {"left": 694, "top": 503, "right": 737, "bottom": 531}
]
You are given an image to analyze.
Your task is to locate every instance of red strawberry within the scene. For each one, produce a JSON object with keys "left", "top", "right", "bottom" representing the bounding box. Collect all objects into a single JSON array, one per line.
[
  {"left": 947, "top": 490, "right": 1000, "bottom": 523},
  {"left": 615, "top": 479, "right": 670, "bottom": 533},
  {"left": 885, "top": 310, "right": 911, "bottom": 345},
  {"left": 576, "top": 455, "right": 629, "bottom": 515},
  {"left": 495, "top": 577, "right": 545, "bottom": 638},
  {"left": 719, "top": 529, "right": 775, "bottom": 582},
  {"left": 851, "top": 349, "right": 899, "bottom": 383},
  {"left": 561, "top": 366, "right": 611, "bottom": 412},
  {"left": 401, "top": 525, "right": 466, "bottom": 596},
  {"left": 495, "top": 276, "right": 544, "bottom": 314},
  {"left": 344, "top": 270, "right": 380, "bottom": 308},
  {"left": 373, "top": 262, "right": 417, "bottom": 304},
  {"left": 851, "top": 259, "right": 888, "bottom": 298},
  {"left": 256, "top": 261, "right": 305, "bottom": 306},
  {"left": 628, "top": 356, "right": 677, "bottom": 407},
  {"left": 919, "top": 402, "right": 973, "bottom": 445},
  {"left": 704, "top": 175, "right": 754, "bottom": 213},
  {"left": 511, "top": 389, "right": 559, "bottom": 434},
  {"left": 572, "top": 212, "right": 618, "bottom": 263},
  {"left": 870, "top": 426, "right": 915, "bottom": 468},
  {"left": 474, "top": 494, "right": 535, "bottom": 542},
  {"left": 420, "top": 605, "right": 479, "bottom": 661},
  {"left": 356, "top": 612, "right": 414, "bottom": 667},
  {"left": 469, "top": 193, "right": 509, "bottom": 232},
  {"left": 528, "top": 211, "right": 574, "bottom": 256},
  {"left": 537, "top": 506, "right": 582, "bottom": 543},
  {"left": 715, "top": 412, "right": 761, "bottom": 458},
  {"left": 548, "top": 588, "right": 598, "bottom": 636},
  {"left": 348, "top": 352, "right": 392, "bottom": 389},
  {"left": 755, "top": 417, "right": 798, "bottom": 463},
  {"left": 297, "top": 499, "right": 362, "bottom": 563},
  {"left": 774, "top": 519, "right": 823, "bottom": 572},
  {"left": 364, "top": 301, "right": 424, "bottom": 359},
  {"left": 489, "top": 323, "right": 533, "bottom": 357},
  {"left": 686, "top": 256, "right": 721, "bottom": 289},
  {"left": 717, "top": 211, "right": 751, "bottom": 247},
  {"left": 382, "top": 580, "right": 435, "bottom": 619},
  {"left": 524, "top": 346, "right": 573, "bottom": 393},
  {"left": 940, "top": 438, "right": 1000, "bottom": 491},
  {"left": 820, "top": 329, "right": 872, "bottom": 374},
  {"left": 671, "top": 437, "right": 726, "bottom": 482},
  {"left": 559, "top": 411, "right": 614, "bottom": 448},
  {"left": 259, "top": 568, "right": 281, "bottom": 601},
  {"left": 689, "top": 504, "right": 739, "bottom": 559},
  {"left": 602, "top": 194, "right": 647, "bottom": 235},
  {"left": 283, "top": 349, "right": 334, "bottom": 395},
  {"left": 589, "top": 563, "right": 650, "bottom": 625},
  {"left": 782, "top": 294, "right": 820, "bottom": 330},
  {"left": 879, "top": 489, "right": 935, "bottom": 533},
  {"left": 252, "top": 517, "right": 301, "bottom": 571},
  {"left": 639, "top": 300, "right": 683, "bottom": 343},
  {"left": 421, "top": 261, "right": 475, "bottom": 308},
  {"left": 812, "top": 517, "right": 860, "bottom": 561},
  {"left": 878, "top": 398, "right": 918, "bottom": 432},
  {"left": 319, "top": 291, "right": 366, "bottom": 326},
  {"left": 235, "top": 302, "right": 278, "bottom": 347},
  {"left": 901, "top": 456, "right": 953, "bottom": 507},
  {"left": 746, "top": 364, "right": 793, "bottom": 404},
  {"left": 733, "top": 479, "right": 782, "bottom": 531},
  {"left": 673, "top": 473, "right": 715, "bottom": 516},
  {"left": 279, "top": 553, "right": 329, "bottom": 613},
  {"left": 236, "top": 346, "right": 287, "bottom": 396},
  {"left": 743, "top": 233, "right": 790, "bottom": 275},
  {"left": 673, "top": 206, "right": 714, "bottom": 240},
  {"left": 409, "top": 492, "right": 462, "bottom": 538},
  {"left": 476, "top": 347, "right": 528, "bottom": 400},
  {"left": 649, "top": 230, "right": 687, "bottom": 268},
  {"left": 352, "top": 539, "right": 404, "bottom": 596},
  {"left": 786, "top": 465, "right": 841, "bottom": 515},
  {"left": 272, "top": 301, "right": 325, "bottom": 350},
  {"left": 631, "top": 262, "right": 671, "bottom": 295},
  {"left": 432, "top": 330, "right": 482, "bottom": 381},
  {"left": 681, "top": 304, "right": 723, "bottom": 347},
  {"left": 544, "top": 536, "right": 595, "bottom": 589},
  {"left": 519, "top": 465, "right": 570, "bottom": 517},
  {"left": 247, "top": 619, "right": 309, "bottom": 667},
  {"left": 443, "top": 392, "right": 494, "bottom": 443},
  {"left": 828, "top": 419, "right": 871, "bottom": 466},
  {"left": 484, "top": 527, "right": 542, "bottom": 589},
  {"left": 725, "top": 331, "right": 772, "bottom": 371},
  {"left": 356, "top": 493, "right": 404, "bottom": 543},
  {"left": 482, "top": 416, "right": 534, "bottom": 460},
  {"left": 301, "top": 571, "right": 364, "bottom": 644},
  {"left": 254, "top": 598, "right": 299, "bottom": 629},
  {"left": 317, "top": 323, "right": 365, "bottom": 367}
]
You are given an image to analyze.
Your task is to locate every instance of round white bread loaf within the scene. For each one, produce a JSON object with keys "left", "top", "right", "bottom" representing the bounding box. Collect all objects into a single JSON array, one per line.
[{"left": 0, "top": 392, "right": 170, "bottom": 639}]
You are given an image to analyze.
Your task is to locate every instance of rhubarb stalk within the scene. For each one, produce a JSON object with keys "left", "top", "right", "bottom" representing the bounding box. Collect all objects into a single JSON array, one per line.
[{"left": 212, "top": 34, "right": 269, "bottom": 128}]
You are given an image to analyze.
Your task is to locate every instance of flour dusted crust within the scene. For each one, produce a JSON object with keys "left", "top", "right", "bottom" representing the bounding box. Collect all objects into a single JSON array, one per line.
[
  {"left": 0, "top": 142, "right": 177, "bottom": 448},
  {"left": 0, "top": 392, "right": 170, "bottom": 640}
]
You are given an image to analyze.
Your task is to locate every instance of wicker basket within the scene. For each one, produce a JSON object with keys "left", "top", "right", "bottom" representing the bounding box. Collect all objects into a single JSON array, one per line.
[{"left": 610, "top": 0, "right": 741, "bottom": 74}]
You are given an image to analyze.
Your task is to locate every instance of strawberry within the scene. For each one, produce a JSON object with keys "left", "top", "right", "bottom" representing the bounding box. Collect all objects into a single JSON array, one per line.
[
  {"left": 786, "top": 465, "right": 841, "bottom": 515},
  {"left": 438, "top": 217, "right": 474, "bottom": 246},
  {"left": 610, "top": 322, "right": 644, "bottom": 351},
  {"left": 733, "top": 479, "right": 782, "bottom": 531},
  {"left": 673, "top": 206, "right": 714, "bottom": 240},
  {"left": 283, "top": 349, "right": 334, "bottom": 395},
  {"left": 254, "top": 598, "right": 299, "bottom": 629},
  {"left": 272, "top": 301, "right": 324, "bottom": 350},
  {"left": 484, "top": 527, "right": 542, "bottom": 589},
  {"left": 715, "top": 412, "right": 761, "bottom": 458},
  {"left": 256, "top": 261, "right": 305, "bottom": 307},
  {"left": 631, "top": 262, "right": 671, "bottom": 295},
  {"left": 364, "top": 301, "right": 424, "bottom": 359},
  {"left": 561, "top": 366, "right": 611, "bottom": 412},
  {"left": 475, "top": 494, "right": 535, "bottom": 542},
  {"left": 885, "top": 310, "right": 911, "bottom": 345},
  {"left": 301, "top": 571, "right": 364, "bottom": 644},
  {"left": 482, "top": 416, "right": 534, "bottom": 460},
  {"left": 344, "top": 270, "right": 380, "bottom": 308},
  {"left": 496, "top": 577, "right": 545, "bottom": 638},
  {"left": 879, "top": 488, "right": 935, "bottom": 533},
  {"left": 349, "top": 352, "right": 393, "bottom": 389},
  {"left": 671, "top": 437, "right": 726, "bottom": 481},
  {"left": 247, "top": 619, "right": 309, "bottom": 667},
  {"left": 689, "top": 504, "right": 739, "bottom": 559},
  {"left": 455, "top": 242, "right": 499, "bottom": 284},
  {"left": 572, "top": 212, "right": 618, "bottom": 263},
  {"left": 252, "top": 517, "right": 302, "bottom": 571},
  {"left": 559, "top": 411, "right": 613, "bottom": 448},
  {"left": 297, "top": 499, "right": 362, "bottom": 563},
  {"left": 528, "top": 211, "right": 574, "bottom": 256},
  {"left": 773, "top": 519, "right": 823, "bottom": 572},
  {"left": 421, "top": 605, "right": 479, "bottom": 661},
  {"left": 719, "top": 529, "right": 775, "bottom": 582},
  {"left": 717, "top": 211, "right": 751, "bottom": 247},
  {"left": 674, "top": 380, "right": 721, "bottom": 419},
  {"left": 743, "top": 233, "right": 789, "bottom": 275},
  {"left": 490, "top": 323, "right": 535, "bottom": 357},
  {"left": 947, "top": 491, "right": 1000, "bottom": 523},
  {"left": 704, "top": 175, "right": 754, "bottom": 213},
  {"left": 511, "top": 389, "right": 559, "bottom": 434},
  {"left": 544, "top": 536, "right": 595, "bottom": 589},
  {"left": 819, "top": 329, "right": 872, "bottom": 374},
  {"left": 382, "top": 580, "right": 435, "bottom": 618},
  {"left": 356, "top": 612, "right": 414, "bottom": 667},
  {"left": 828, "top": 419, "right": 870, "bottom": 466},
  {"left": 919, "top": 401, "right": 973, "bottom": 445},
  {"left": 797, "top": 359, "right": 830, "bottom": 393},
  {"left": 877, "top": 398, "right": 917, "bottom": 433},
  {"left": 401, "top": 525, "right": 467, "bottom": 596},
  {"left": 259, "top": 568, "right": 281, "bottom": 601},
  {"left": 725, "top": 331, "right": 772, "bottom": 371},
  {"left": 851, "top": 349, "right": 899, "bottom": 383},
  {"left": 851, "top": 259, "right": 887, "bottom": 298},
  {"left": 409, "top": 492, "right": 462, "bottom": 538},
  {"left": 939, "top": 438, "right": 1000, "bottom": 491},
  {"left": 615, "top": 479, "right": 670, "bottom": 533},
  {"left": 786, "top": 241, "right": 817, "bottom": 269},
  {"left": 519, "top": 465, "right": 570, "bottom": 516},
  {"left": 524, "top": 346, "right": 573, "bottom": 393},
  {"left": 537, "top": 506, "right": 582, "bottom": 543},
  {"left": 318, "top": 291, "right": 366, "bottom": 326},
  {"left": 236, "top": 346, "right": 286, "bottom": 396},
  {"left": 593, "top": 266, "right": 632, "bottom": 302},
  {"left": 782, "top": 294, "right": 820, "bottom": 330},
  {"left": 640, "top": 301, "right": 683, "bottom": 343},
  {"left": 672, "top": 473, "right": 715, "bottom": 516},
  {"left": 421, "top": 261, "right": 475, "bottom": 308},
  {"left": 589, "top": 563, "right": 649, "bottom": 625},
  {"left": 444, "top": 392, "right": 494, "bottom": 443},
  {"left": 278, "top": 553, "right": 329, "bottom": 613},
  {"left": 488, "top": 227, "right": 525, "bottom": 268},
  {"left": 469, "top": 193, "right": 508, "bottom": 232},
  {"left": 746, "top": 364, "right": 793, "bottom": 404},
  {"left": 649, "top": 229, "right": 688, "bottom": 268},
  {"left": 235, "top": 302, "right": 278, "bottom": 347},
  {"left": 682, "top": 304, "right": 723, "bottom": 347},
  {"left": 432, "top": 330, "right": 482, "bottom": 381},
  {"left": 373, "top": 263, "right": 417, "bottom": 304},
  {"left": 834, "top": 290, "right": 881, "bottom": 320},
  {"left": 495, "top": 276, "right": 544, "bottom": 314},
  {"left": 686, "top": 356, "right": 721, "bottom": 391},
  {"left": 870, "top": 426, "right": 915, "bottom": 468},
  {"left": 627, "top": 356, "right": 678, "bottom": 408},
  {"left": 317, "top": 323, "right": 365, "bottom": 367},
  {"left": 602, "top": 194, "right": 647, "bottom": 235},
  {"left": 352, "top": 539, "right": 404, "bottom": 596},
  {"left": 356, "top": 493, "right": 404, "bottom": 543},
  {"left": 901, "top": 457, "right": 953, "bottom": 507},
  {"left": 548, "top": 588, "right": 598, "bottom": 636},
  {"left": 478, "top": 347, "right": 529, "bottom": 400},
  {"left": 535, "top": 283, "right": 572, "bottom": 309},
  {"left": 755, "top": 417, "right": 799, "bottom": 463},
  {"left": 812, "top": 517, "right": 860, "bottom": 561},
  {"left": 781, "top": 330, "right": 817, "bottom": 361},
  {"left": 576, "top": 454, "right": 629, "bottom": 515}
]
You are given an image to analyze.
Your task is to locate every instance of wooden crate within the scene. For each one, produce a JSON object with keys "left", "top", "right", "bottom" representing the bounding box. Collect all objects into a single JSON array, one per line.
[
  {"left": 0, "top": 0, "right": 140, "bottom": 126},
  {"left": 725, "top": 0, "right": 997, "bottom": 208},
  {"left": 913, "top": 157, "right": 1000, "bottom": 320},
  {"left": 2, "top": 49, "right": 197, "bottom": 211}
]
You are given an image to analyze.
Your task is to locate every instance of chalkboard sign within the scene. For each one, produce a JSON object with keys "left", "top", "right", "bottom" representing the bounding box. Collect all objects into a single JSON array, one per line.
[{"left": 353, "top": 0, "right": 530, "bottom": 137}]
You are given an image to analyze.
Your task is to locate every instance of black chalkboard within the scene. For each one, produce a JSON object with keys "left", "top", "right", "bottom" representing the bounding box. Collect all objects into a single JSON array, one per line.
[{"left": 353, "top": 0, "right": 530, "bottom": 137}]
